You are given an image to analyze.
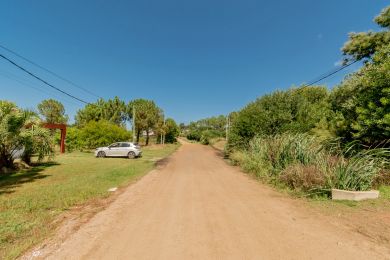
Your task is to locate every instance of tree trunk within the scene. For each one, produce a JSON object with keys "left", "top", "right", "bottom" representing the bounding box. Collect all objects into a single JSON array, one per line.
[
  {"left": 146, "top": 130, "right": 149, "bottom": 146},
  {"left": 22, "top": 152, "right": 31, "bottom": 165},
  {"left": 0, "top": 151, "right": 14, "bottom": 172},
  {"left": 136, "top": 129, "right": 141, "bottom": 143}
]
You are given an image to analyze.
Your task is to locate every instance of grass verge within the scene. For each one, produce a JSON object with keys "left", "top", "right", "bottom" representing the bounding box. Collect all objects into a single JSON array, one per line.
[
  {"left": 209, "top": 138, "right": 226, "bottom": 152},
  {"left": 0, "top": 143, "right": 179, "bottom": 259}
]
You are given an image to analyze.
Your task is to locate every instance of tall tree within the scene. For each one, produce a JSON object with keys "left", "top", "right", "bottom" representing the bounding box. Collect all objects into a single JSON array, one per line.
[
  {"left": 37, "top": 99, "right": 68, "bottom": 124},
  {"left": 127, "top": 99, "right": 162, "bottom": 145},
  {"left": 104, "top": 97, "right": 127, "bottom": 125},
  {"left": 342, "top": 6, "right": 390, "bottom": 62},
  {"left": 330, "top": 44, "right": 390, "bottom": 144},
  {"left": 75, "top": 97, "right": 126, "bottom": 127},
  {"left": 164, "top": 118, "right": 180, "bottom": 143}
]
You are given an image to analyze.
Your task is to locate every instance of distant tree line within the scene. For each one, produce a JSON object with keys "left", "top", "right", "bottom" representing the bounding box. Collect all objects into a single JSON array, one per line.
[{"left": 183, "top": 115, "right": 227, "bottom": 144}]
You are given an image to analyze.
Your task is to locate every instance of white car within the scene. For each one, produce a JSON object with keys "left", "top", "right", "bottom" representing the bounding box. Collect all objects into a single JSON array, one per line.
[{"left": 95, "top": 142, "right": 142, "bottom": 159}]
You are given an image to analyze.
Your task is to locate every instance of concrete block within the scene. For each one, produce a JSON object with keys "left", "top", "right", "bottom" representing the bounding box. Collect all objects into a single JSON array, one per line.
[{"left": 331, "top": 189, "right": 379, "bottom": 201}]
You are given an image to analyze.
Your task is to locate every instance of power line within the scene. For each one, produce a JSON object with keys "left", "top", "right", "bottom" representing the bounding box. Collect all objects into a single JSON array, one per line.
[
  {"left": 303, "top": 59, "right": 359, "bottom": 87},
  {"left": 0, "top": 53, "right": 90, "bottom": 104},
  {"left": 0, "top": 44, "right": 101, "bottom": 99},
  {"left": 0, "top": 70, "right": 81, "bottom": 107}
]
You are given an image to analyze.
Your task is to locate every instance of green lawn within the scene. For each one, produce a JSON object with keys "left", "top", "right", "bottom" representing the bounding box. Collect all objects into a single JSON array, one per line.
[{"left": 0, "top": 144, "right": 179, "bottom": 259}]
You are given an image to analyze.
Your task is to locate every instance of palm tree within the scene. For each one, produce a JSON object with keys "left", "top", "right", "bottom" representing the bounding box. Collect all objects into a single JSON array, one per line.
[{"left": 0, "top": 100, "right": 54, "bottom": 170}]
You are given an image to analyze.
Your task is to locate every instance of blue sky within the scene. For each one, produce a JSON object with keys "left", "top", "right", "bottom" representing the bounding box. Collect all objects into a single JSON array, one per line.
[{"left": 0, "top": 0, "right": 388, "bottom": 123}]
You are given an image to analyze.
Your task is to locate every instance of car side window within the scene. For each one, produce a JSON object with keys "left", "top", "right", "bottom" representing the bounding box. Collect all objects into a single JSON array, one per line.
[
  {"left": 110, "top": 143, "right": 119, "bottom": 148},
  {"left": 121, "top": 143, "right": 130, "bottom": 147}
]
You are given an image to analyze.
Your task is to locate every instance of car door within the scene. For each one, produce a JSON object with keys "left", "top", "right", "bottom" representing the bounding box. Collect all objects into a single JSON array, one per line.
[
  {"left": 119, "top": 143, "right": 130, "bottom": 156},
  {"left": 107, "top": 143, "right": 121, "bottom": 156}
]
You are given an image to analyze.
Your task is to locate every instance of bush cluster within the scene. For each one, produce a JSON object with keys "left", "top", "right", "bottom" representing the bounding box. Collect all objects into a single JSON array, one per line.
[
  {"left": 183, "top": 115, "right": 226, "bottom": 145},
  {"left": 226, "top": 41, "right": 390, "bottom": 194},
  {"left": 233, "top": 134, "right": 389, "bottom": 194},
  {"left": 58, "top": 120, "right": 132, "bottom": 151},
  {"left": 186, "top": 130, "right": 201, "bottom": 142},
  {"left": 227, "top": 86, "right": 331, "bottom": 150}
]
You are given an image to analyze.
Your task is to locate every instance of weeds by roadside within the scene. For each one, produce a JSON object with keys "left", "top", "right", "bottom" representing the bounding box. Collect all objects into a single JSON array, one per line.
[{"left": 228, "top": 133, "right": 390, "bottom": 196}]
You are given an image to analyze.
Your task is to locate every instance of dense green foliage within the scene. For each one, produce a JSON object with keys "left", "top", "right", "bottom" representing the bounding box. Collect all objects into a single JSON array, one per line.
[
  {"left": 185, "top": 115, "right": 227, "bottom": 144},
  {"left": 73, "top": 120, "right": 132, "bottom": 149},
  {"left": 331, "top": 45, "right": 390, "bottom": 144},
  {"left": 127, "top": 99, "right": 162, "bottom": 145},
  {"left": 75, "top": 97, "right": 127, "bottom": 127},
  {"left": 227, "top": 86, "right": 331, "bottom": 150},
  {"left": 231, "top": 134, "right": 388, "bottom": 192},
  {"left": 74, "top": 97, "right": 177, "bottom": 146},
  {"left": 163, "top": 118, "right": 180, "bottom": 143},
  {"left": 37, "top": 99, "right": 68, "bottom": 124},
  {"left": 0, "top": 101, "right": 54, "bottom": 170},
  {"left": 342, "top": 6, "right": 390, "bottom": 62},
  {"left": 223, "top": 7, "right": 390, "bottom": 194},
  {"left": 62, "top": 127, "right": 83, "bottom": 152},
  {"left": 63, "top": 119, "right": 179, "bottom": 151}
]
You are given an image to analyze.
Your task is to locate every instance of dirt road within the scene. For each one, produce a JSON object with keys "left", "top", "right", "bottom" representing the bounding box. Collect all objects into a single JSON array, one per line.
[{"left": 45, "top": 141, "right": 389, "bottom": 259}]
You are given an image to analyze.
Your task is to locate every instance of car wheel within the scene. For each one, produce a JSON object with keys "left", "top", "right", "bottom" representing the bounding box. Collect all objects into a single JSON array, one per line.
[
  {"left": 128, "top": 151, "right": 136, "bottom": 159},
  {"left": 97, "top": 151, "right": 106, "bottom": 158}
]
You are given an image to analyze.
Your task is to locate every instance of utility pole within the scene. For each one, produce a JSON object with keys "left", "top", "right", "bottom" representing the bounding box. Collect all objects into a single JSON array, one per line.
[
  {"left": 160, "top": 123, "right": 163, "bottom": 145},
  {"left": 132, "top": 105, "right": 136, "bottom": 143},
  {"left": 163, "top": 116, "right": 166, "bottom": 145},
  {"left": 160, "top": 114, "right": 165, "bottom": 145},
  {"left": 226, "top": 114, "right": 230, "bottom": 142}
]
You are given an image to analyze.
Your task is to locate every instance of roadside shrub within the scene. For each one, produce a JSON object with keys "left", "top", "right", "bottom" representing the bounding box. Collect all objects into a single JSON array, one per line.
[
  {"left": 247, "top": 133, "right": 321, "bottom": 176},
  {"left": 80, "top": 120, "right": 132, "bottom": 149},
  {"left": 199, "top": 130, "right": 219, "bottom": 145},
  {"left": 373, "top": 170, "right": 390, "bottom": 187},
  {"left": 164, "top": 118, "right": 180, "bottom": 143},
  {"left": 227, "top": 86, "right": 331, "bottom": 150},
  {"left": 330, "top": 148, "right": 389, "bottom": 191},
  {"left": 200, "top": 135, "right": 210, "bottom": 145},
  {"left": 64, "top": 127, "right": 83, "bottom": 152},
  {"left": 230, "top": 133, "right": 389, "bottom": 193},
  {"left": 186, "top": 130, "right": 201, "bottom": 141},
  {"left": 229, "top": 150, "right": 246, "bottom": 166},
  {"left": 280, "top": 164, "right": 327, "bottom": 192}
]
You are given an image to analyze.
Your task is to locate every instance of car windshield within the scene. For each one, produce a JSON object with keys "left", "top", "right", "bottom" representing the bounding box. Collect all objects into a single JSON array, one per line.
[{"left": 109, "top": 143, "right": 119, "bottom": 148}]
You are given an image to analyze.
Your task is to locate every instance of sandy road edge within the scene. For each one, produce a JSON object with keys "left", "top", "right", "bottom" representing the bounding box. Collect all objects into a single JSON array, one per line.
[
  {"left": 208, "top": 142, "right": 390, "bottom": 251},
  {"left": 19, "top": 144, "right": 182, "bottom": 260}
]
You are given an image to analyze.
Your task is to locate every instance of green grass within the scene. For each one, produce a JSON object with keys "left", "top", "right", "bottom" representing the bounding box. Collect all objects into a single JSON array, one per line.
[
  {"left": 308, "top": 185, "right": 390, "bottom": 209},
  {"left": 0, "top": 143, "right": 179, "bottom": 260},
  {"left": 209, "top": 138, "right": 226, "bottom": 151}
]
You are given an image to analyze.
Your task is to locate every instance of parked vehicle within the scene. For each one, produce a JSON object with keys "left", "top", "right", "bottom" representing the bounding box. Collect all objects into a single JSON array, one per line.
[{"left": 95, "top": 142, "right": 142, "bottom": 159}]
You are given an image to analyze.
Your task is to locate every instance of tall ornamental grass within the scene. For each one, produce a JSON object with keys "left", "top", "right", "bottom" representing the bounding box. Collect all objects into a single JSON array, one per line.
[
  {"left": 231, "top": 133, "right": 389, "bottom": 193},
  {"left": 329, "top": 148, "right": 389, "bottom": 191},
  {"left": 238, "top": 134, "right": 322, "bottom": 178}
]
